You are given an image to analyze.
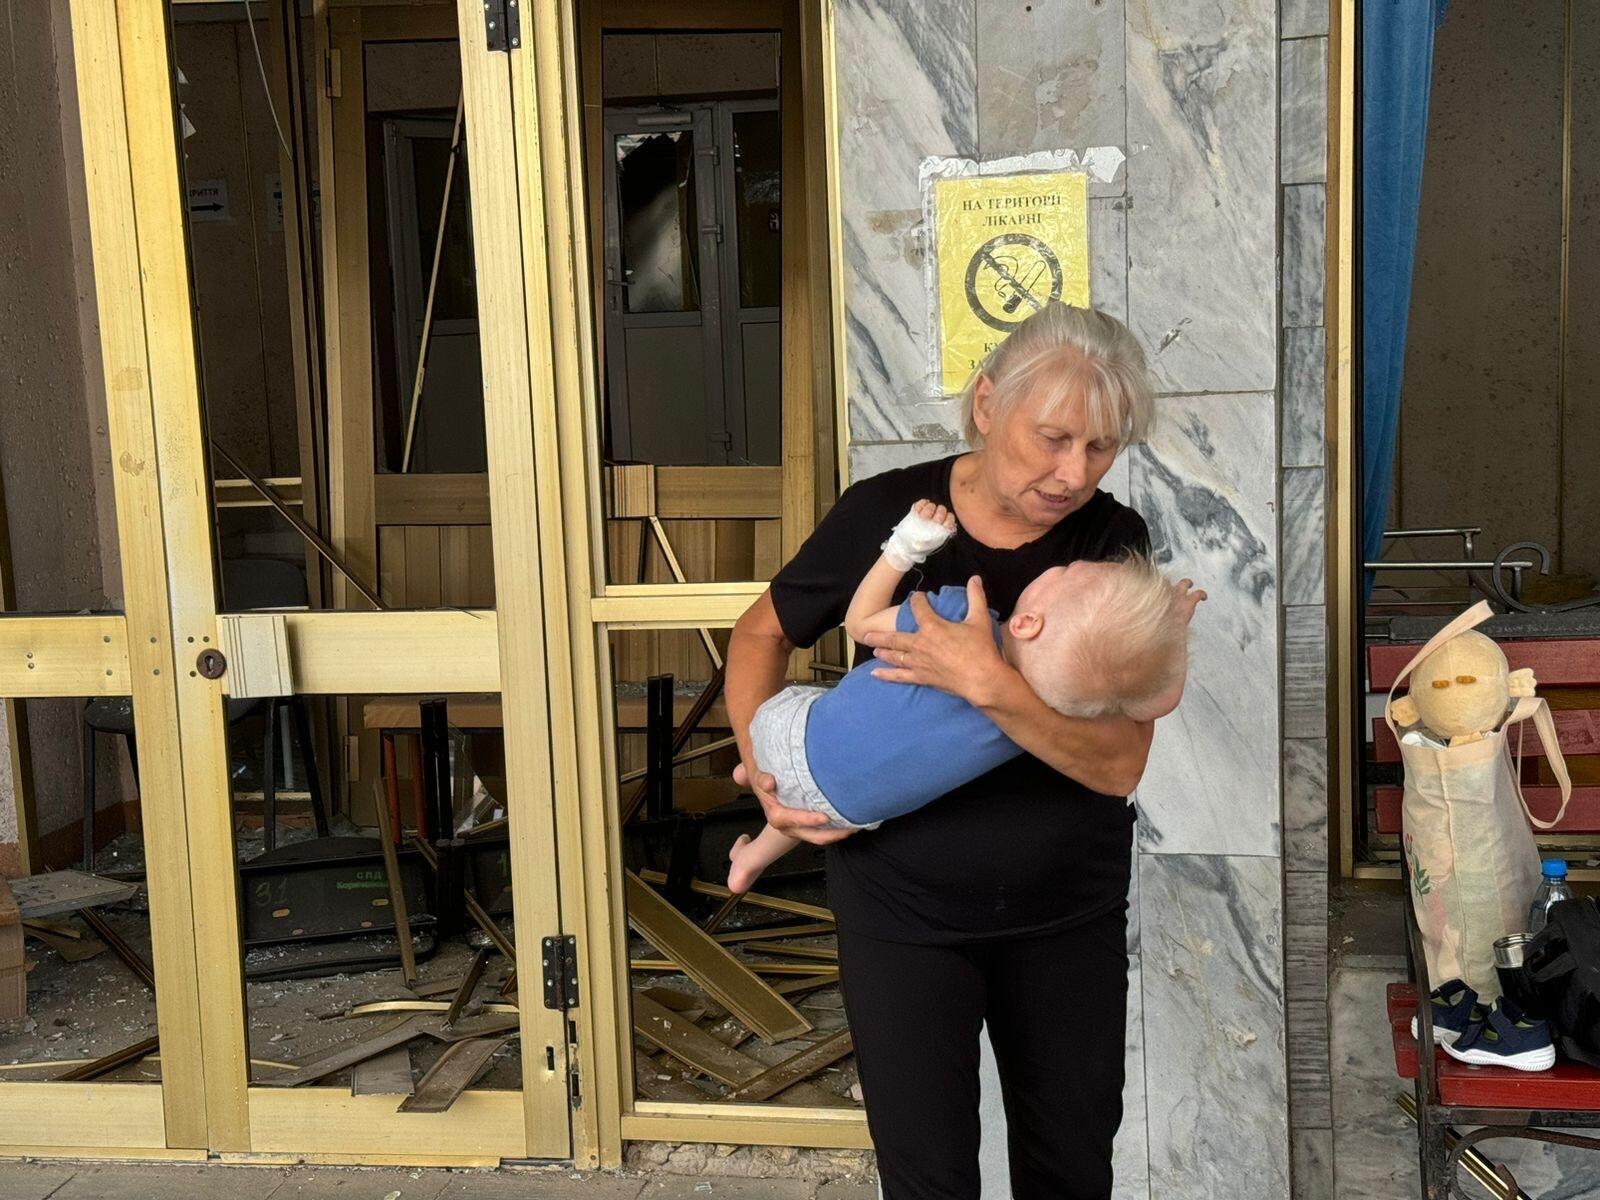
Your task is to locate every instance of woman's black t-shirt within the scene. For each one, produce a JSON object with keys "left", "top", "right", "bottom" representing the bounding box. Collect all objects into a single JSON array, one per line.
[{"left": 768, "top": 454, "right": 1150, "bottom": 945}]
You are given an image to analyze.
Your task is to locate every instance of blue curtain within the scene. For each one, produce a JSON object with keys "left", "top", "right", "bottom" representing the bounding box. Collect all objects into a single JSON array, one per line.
[{"left": 1362, "top": 0, "right": 1451, "bottom": 588}]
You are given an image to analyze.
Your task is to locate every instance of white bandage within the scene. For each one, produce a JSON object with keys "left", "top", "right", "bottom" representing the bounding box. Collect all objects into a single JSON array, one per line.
[{"left": 881, "top": 508, "right": 954, "bottom": 571}]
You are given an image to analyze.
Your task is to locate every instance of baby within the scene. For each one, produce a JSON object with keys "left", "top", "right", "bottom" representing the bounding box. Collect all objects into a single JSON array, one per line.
[{"left": 728, "top": 500, "right": 1200, "bottom": 893}]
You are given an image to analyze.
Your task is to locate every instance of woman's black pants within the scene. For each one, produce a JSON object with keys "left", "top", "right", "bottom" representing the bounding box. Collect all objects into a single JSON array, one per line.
[{"left": 837, "top": 906, "right": 1129, "bottom": 1200}]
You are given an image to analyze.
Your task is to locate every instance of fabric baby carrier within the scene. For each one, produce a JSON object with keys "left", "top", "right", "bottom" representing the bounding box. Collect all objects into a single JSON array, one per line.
[{"left": 1388, "top": 601, "right": 1572, "bottom": 999}]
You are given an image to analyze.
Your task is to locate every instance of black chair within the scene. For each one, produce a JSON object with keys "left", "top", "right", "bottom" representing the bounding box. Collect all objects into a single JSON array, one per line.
[{"left": 80, "top": 557, "right": 330, "bottom": 867}]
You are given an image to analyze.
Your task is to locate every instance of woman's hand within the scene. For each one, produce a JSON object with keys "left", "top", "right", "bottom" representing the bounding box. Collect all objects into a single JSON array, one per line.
[
  {"left": 862, "top": 575, "right": 1008, "bottom": 706},
  {"left": 733, "top": 761, "right": 856, "bottom": 846}
]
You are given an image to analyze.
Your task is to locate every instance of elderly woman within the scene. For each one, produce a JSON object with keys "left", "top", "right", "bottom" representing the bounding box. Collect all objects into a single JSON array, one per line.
[{"left": 726, "top": 303, "right": 1162, "bottom": 1198}]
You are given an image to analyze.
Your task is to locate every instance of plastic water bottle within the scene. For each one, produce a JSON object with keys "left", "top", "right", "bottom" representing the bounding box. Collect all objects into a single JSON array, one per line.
[{"left": 1529, "top": 860, "right": 1575, "bottom": 933}]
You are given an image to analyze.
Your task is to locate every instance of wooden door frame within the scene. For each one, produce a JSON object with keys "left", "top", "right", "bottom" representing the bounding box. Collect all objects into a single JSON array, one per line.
[
  {"left": 538, "top": 0, "right": 862, "bottom": 1166},
  {"left": 0, "top": 0, "right": 570, "bottom": 1167}
]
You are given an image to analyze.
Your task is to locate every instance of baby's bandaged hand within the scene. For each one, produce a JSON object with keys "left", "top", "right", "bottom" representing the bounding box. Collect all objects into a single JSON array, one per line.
[{"left": 881, "top": 505, "right": 956, "bottom": 571}]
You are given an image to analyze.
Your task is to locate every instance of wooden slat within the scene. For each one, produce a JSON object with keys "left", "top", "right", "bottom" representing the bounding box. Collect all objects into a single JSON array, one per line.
[
  {"left": 0, "top": 616, "right": 130, "bottom": 697},
  {"left": 398, "top": 1037, "right": 507, "bottom": 1114},
  {"left": 1375, "top": 785, "right": 1600, "bottom": 834},
  {"left": 468, "top": 524, "right": 495, "bottom": 606},
  {"left": 724, "top": 1030, "right": 853, "bottom": 1102},
  {"left": 637, "top": 870, "right": 835, "bottom": 922},
  {"left": 655, "top": 467, "right": 783, "bottom": 519},
  {"left": 284, "top": 611, "right": 500, "bottom": 694},
  {"left": 1369, "top": 638, "right": 1600, "bottom": 690},
  {"left": 374, "top": 474, "right": 492, "bottom": 525},
  {"left": 245, "top": 1086, "right": 525, "bottom": 1159},
  {"left": 625, "top": 873, "right": 810, "bottom": 1044},
  {"left": 258, "top": 1016, "right": 435, "bottom": 1088},
  {"left": 0, "top": 1083, "right": 167, "bottom": 1150},
  {"left": 214, "top": 478, "right": 304, "bottom": 508},
  {"left": 441, "top": 527, "right": 472, "bottom": 608},
  {"left": 630, "top": 994, "right": 833, "bottom": 1108},
  {"left": 404, "top": 526, "right": 442, "bottom": 608},
  {"left": 378, "top": 525, "right": 405, "bottom": 607},
  {"left": 1373, "top": 711, "right": 1600, "bottom": 763}
]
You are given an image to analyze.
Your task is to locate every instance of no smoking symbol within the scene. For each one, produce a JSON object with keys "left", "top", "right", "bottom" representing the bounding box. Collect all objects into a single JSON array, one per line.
[{"left": 964, "top": 233, "right": 1063, "bottom": 332}]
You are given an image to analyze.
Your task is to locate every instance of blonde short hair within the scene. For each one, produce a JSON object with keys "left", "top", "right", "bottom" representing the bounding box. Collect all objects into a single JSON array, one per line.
[
  {"left": 961, "top": 303, "right": 1154, "bottom": 450},
  {"left": 1017, "top": 556, "right": 1188, "bottom": 721}
]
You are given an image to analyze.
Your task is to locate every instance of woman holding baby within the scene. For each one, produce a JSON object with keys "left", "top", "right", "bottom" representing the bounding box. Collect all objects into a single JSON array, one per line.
[{"left": 726, "top": 303, "right": 1194, "bottom": 1199}]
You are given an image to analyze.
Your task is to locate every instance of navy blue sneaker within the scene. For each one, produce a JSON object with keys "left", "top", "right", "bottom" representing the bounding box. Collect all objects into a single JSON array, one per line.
[
  {"left": 1442, "top": 997, "right": 1556, "bottom": 1071},
  {"left": 1410, "top": 979, "right": 1484, "bottom": 1048}
]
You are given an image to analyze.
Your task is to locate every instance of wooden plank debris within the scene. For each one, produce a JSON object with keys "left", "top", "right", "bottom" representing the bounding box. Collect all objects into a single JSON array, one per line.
[
  {"left": 638, "top": 869, "right": 833, "bottom": 921},
  {"left": 773, "top": 971, "right": 840, "bottom": 995},
  {"left": 8, "top": 871, "right": 137, "bottom": 919},
  {"left": 713, "top": 921, "right": 836, "bottom": 945},
  {"left": 742, "top": 941, "right": 838, "bottom": 962},
  {"left": 350, "top": 1045, "right": 414, "bottom": 1096},
  {"left": 725, "top": 1030, "right": 854, "bottom": 1102},
  {"left": 23, "top": 923, "right": 107, "bottom": 963},
  {"left": 631, "top": 993, "right": 836, "bottom": 1106},
  {"left": 444, "top": 947, "right": 490, "bottom": 1027},
  {"left": 371, "top": 779, "right": 417, "bottom": 983},
  {"left": 631, "top": 957, "right": 827, "bottom": 977},
  {"left": 633, "top": 1048, "right": 706, "bottom": 1102},
  {"left": 433, "top": 1012, "right": 520, "bottom": 1043},
  {"left": 77, "top": 907, "right": 154, "bottom": 991},
  {"left": 54, "top": 1035, "right": 160, "bottom": 1082},
  {"left": 625, "top": 872, "right": 811, "bottom": 1043},
  {"left": 259, "top": 1016, "right": 437, "bottom": 1088},
  {"left": 398, "top": 1037, "right": 506, "bottom": 1113}
]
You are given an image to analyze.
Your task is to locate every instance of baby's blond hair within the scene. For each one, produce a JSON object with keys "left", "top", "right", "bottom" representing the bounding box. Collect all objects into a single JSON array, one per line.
[{"left": 1016, "top": 556, "right": 1189, "bottom": 721}]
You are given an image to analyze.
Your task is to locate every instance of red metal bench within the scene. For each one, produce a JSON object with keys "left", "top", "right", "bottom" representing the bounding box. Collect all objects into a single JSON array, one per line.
[{"left": 1372, "top": 633, "right": 1600, "bottom": 1196}]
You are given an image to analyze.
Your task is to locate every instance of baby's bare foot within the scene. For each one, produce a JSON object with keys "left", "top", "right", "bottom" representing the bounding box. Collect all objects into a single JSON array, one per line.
[{"left": 727, "top": 833, "right": 759, "bottom": 894}]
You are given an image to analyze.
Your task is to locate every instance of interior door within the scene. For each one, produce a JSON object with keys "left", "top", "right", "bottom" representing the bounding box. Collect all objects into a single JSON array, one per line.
[{"left": 602, "top": 105, "right": 729, "bottom": 465}]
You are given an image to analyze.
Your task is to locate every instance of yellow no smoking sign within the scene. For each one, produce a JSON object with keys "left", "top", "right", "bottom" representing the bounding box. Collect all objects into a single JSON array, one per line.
[{"left": 931, "top": 170, "right": 1090, "bottom": 394}]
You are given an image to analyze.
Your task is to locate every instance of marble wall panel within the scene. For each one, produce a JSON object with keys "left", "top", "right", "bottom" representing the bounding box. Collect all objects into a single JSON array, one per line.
[
  {"left": 1126, "top": 0, "right": 1278, "bottom": 394},
  {"left": 838, "top": 0, "right": 976, "bottom": 443},
  {"left": 1142, "top": 854, "right": 1289, "bottom": 1200},
  {"left": 1130, "top": 393, "right": 1279, "bottom": 857}
]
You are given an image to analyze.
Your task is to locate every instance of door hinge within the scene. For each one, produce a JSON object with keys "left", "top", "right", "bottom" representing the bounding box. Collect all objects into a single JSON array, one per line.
[
  {"left": 324, "top": 48, "right": 342, "bottom": 99},
  {"left": 541, "top": 935, "right": 578, "bottom": 1009},
  {"left": 484, "top": 0, "right": 522, "bottom": 52}
]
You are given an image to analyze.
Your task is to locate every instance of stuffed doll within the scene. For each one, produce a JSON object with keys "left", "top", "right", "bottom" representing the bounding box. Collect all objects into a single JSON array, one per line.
[{"left": 1387, "top": 629, "right": 1537, "bottom": 747}]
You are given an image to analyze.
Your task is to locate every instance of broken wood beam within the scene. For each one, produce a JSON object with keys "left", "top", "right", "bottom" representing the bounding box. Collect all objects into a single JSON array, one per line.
[
  {"left": 54, "top": 1035, "right": 160, "bottom": 1082},
  {"left": 260, "top": 1016, "right": 437, "bottom": 1087},
  {"left": 625, "top": 872, "right": 810, "bottom": 1043},
  {"left": 637, "top": 870, "right": 833, "bottom": 922},
  {"left": 630, "top": 993, "right": 835, "bottom": 1106},
  {"left": 350, "top": 1045, "right": 414, "bottom": 1097},
  {"left": 631, "top": 958, "right": 830, "bottom": 977},
  {"left": 724, "top": 1030, "right": 855, "bottom": 1102},
  {"left": 371, "top": 779, "right": 417, "bottom": 984},
  {"left": 741, "top": 941, "right": 838, "bottom": 962},
  {"left": 712, "top": 921, "right": 836, "bottom": 945},
  {"left": 77, "top": 907, "right": 154, "bottom": 991},
  {"left": 444, "top": 946, "right": 490, "bottom": 1027},
  {"left": 398, "top": 1036, "right": 506, "bottom": 1113}
]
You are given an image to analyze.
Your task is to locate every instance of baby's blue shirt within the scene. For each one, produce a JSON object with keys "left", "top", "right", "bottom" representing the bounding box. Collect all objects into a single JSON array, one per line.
[{"left": 804, "top": 584, "right": 1025, "bottom": 826}]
